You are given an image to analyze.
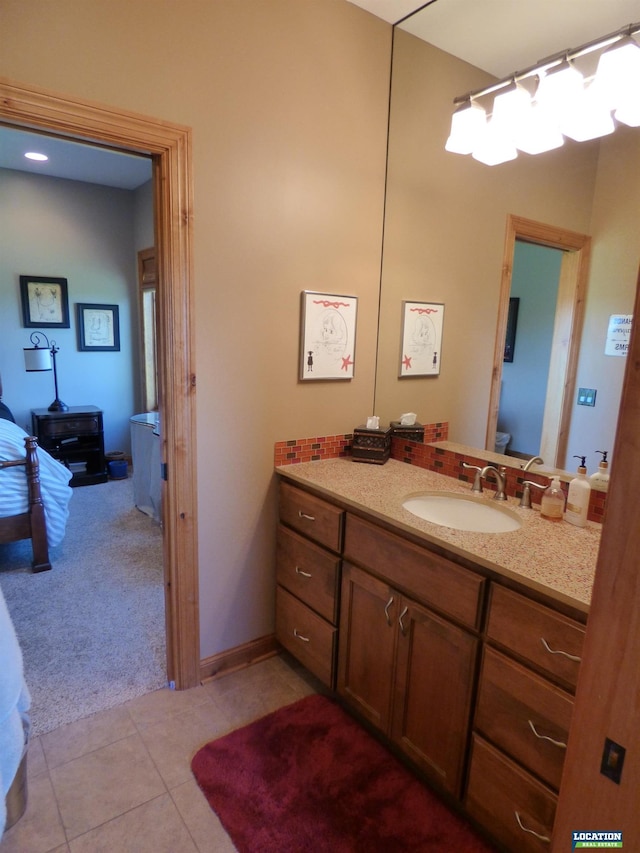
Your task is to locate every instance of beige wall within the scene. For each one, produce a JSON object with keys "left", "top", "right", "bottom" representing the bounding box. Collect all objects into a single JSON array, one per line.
[
  {"left": 0, "top": 0, "right": 392, "bottom": 658},
  {"left": 376, "top": 30, "right": 601, "bottom": 446}
]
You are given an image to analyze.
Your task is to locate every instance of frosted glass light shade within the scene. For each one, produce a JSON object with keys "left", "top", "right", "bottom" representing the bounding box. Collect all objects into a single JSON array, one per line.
[
  {"left": 595, "top": 36, "right": 640, "bottom": 110},
  {"left": 445, "top": 101, "right": 486, "bottom": 155},
  {"left": 561, "top": 81, "right": 615, "bottom": 141},
  {"left": 472, "top": 118, "right": 517, "bottom": 166},
  {"left": 615, "top": 97, "right": 640, "bottom": 126},
  {"left": 536, "top": 63, "right": 584, "bottom": 119},
  {"left": 24, "top": 346, "right": 52, "bottom": 372}
]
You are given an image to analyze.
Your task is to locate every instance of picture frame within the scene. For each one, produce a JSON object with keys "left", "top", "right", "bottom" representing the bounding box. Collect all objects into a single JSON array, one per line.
[
  {"left": 503, "top": 297, "right": 520, "bottom": 362},
  {"left": 76, "top": 303, "right": 120, "bottom": 352},
  {"left": 20, "top": 275, "right": 70, "bottom": 328},
  {"left": 399, "top": 301, "right": 444, "bottom": 377},
  {"left": 299, "top": 291, "right": 357, "bottom": 380}
]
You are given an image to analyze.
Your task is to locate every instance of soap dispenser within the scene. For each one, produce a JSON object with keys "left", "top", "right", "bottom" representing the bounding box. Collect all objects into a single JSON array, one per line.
[
  {"left": 565, "top": 455, "right": 591, "bottom": 528},
  {"left": 590, "top": 450, "right": 610, "bottom": 492},
  {"left": 540, "top": 477, "right": 565, "bottom": 521}
]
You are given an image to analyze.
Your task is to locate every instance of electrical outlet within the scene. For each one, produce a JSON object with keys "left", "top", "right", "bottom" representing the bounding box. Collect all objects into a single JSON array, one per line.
[
  {"left": 577, "top": 387, "right": 597, "bottom": 407},
  {"left": 600, "top": 738, "right": 626, "bottom": 784}
]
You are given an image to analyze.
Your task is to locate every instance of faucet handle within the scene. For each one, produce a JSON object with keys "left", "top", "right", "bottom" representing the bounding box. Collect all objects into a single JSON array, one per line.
[
  {"left": 520, "top": 479, "right": 547, "bottom": 508},
  {"left": 462, "top": 462, "right": 483, "bottom": 493}
]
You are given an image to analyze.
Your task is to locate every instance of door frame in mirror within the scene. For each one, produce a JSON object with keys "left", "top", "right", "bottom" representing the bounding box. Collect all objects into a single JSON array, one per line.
[{"left": 486, "top": 215, "right": 591, "bottom": 469}]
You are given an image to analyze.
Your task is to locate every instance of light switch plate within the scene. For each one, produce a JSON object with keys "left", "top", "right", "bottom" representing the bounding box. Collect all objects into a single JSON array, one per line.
[{"left": 577, "top": 388, "right": 597, "bottom": 407}]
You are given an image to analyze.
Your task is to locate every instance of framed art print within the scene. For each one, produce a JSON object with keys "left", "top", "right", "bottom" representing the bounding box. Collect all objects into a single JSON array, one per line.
[
  {"left": 399, "top": 301, "right": 444, "bottom": 377},
  {"left": 299, "top": 291, "right": 357, "bottom": 380},
  {"left": 76, "top": 303, "right": 121, "bottom": 351},
  {"left": 20, "top": 275, "right": 70, "bottom": 328}
]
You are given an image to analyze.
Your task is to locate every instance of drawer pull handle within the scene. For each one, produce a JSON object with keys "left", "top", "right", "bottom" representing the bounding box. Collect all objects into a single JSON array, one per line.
[
  {"left": 384, "top": 596, "right": 395, "bottom": 626},
  {"left": 514, "top": 811, "right": 551, "bottom": 844},
  {"left": 540, "top": 637, "right": 581, "bottom": 663},
  {"left": 293, "top": 629, "right": 310, "bottom": 642},
  {"left": 295, "top": 566, "right": 312, "bottom": 578},
  {"left": 398, "top": 606, "right": 409, "bottom": 635},
  {"left": 298, "top": 511, "right": 315, "bottom": 521},
  {"left": 528, "top": 719, "right": 567, "bottom": 749}
]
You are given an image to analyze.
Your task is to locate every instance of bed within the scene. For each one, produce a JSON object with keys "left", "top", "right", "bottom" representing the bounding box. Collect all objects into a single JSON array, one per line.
[{"left": 0, "top": 377, "right": 72, "bottom": 572}]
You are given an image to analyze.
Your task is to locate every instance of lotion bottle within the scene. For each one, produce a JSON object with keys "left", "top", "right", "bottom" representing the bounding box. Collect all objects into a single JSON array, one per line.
[
  {"left": 565, "top": 455, "right": 591, "bottom": 528},
  {"left": 590, "top": 450, "right": 610, "bottom": 492},
  {"left": 540, "top": 477, "right": 565, "bottom": 521}
]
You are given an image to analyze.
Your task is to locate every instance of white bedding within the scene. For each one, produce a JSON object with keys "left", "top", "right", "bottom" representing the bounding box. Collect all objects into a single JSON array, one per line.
[{"left": 0, "top": 419, "right": 73, "bottom": 547}]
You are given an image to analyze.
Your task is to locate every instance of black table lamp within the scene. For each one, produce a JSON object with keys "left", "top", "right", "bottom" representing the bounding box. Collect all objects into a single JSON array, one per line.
[{"left": 24, "top": 331, "right": 69, "bottom": 412}]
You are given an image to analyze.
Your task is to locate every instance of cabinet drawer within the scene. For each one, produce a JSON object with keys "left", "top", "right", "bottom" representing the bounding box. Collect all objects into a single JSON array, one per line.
[
  {"left": 487, "top": 585, "right": 585, "bottom": 689},
  {"left": 475, "top": 647, "right": 573, "bottom": 791},
  {"left": 276, "top": 586, "right": 336, "bottom": 688},
  {"left": 279, "top": 481, "right": 344, "bottom": 552},
  {"left": 37, "top": 416, "right": 101, "bottom": 438},
  {"left": 344, "top": 513, "right": 484, "bottom": 629},
  {"left": 276, "top": 525, "right": 340, "bottom": 624},
  {"left": 466, "top": 735, "right": 556, "bottom": 853}
]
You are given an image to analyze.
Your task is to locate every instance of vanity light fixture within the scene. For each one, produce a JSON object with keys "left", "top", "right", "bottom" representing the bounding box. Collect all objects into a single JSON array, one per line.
[
  {"left": 24, "top": 331, "right": 68, "bottom": 412},
  {"left": 446, "top": 21, "right": 640, "bottom": 165}
]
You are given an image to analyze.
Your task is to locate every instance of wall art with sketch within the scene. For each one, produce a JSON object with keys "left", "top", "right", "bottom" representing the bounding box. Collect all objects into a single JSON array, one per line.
[
  {"left": 299, "top": 291, "right": 357, "bottom": 380},
  {"left": 399, "top": 301, "right": 444, "bottom": 377}
]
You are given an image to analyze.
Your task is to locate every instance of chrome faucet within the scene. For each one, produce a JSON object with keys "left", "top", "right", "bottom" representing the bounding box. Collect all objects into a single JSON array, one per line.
[
  {"left": 480, "top": 465, "right": 508, "bottom": 500},
  {"left": 462, "top": 462, "right": 483, "bottom": 493},
  {"left": 522, "top": 455, "right": 544, "bottom": 472}
]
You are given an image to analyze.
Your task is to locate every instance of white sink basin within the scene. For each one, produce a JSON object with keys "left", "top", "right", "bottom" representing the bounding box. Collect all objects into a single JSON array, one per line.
[{"left": 402, "top": 492, "right": 521, "bottom": 533}]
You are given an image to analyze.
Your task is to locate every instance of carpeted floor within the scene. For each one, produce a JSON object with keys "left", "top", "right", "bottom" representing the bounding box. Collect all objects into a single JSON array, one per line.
[
  {"left": 0, "top": 475, "right": 166, "bottom": 735},
  {"left": 192, "top": 693, "right": 498, "bottom": 853}
]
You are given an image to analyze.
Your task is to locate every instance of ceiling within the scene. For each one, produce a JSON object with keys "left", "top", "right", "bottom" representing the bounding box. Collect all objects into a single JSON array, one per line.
[
  {"left": 2, "top": 0, "right": 640, "bottom": 187},
  {"left": 0, "top": 125, "right": 152, "bottom": 190},
  {"left": 348, "top": 0, "right": 640, "bottom": 77}
]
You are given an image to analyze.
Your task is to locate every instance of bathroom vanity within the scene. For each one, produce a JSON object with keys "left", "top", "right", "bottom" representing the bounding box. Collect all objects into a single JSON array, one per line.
[{"left": 275, "top": 458, "right": 597, "bottom": 852}]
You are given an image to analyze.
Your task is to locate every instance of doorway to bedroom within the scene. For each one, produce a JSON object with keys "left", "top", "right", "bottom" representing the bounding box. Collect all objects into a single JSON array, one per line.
[{"left": 0, "top": 77, "right": 199, "bottom": 723}]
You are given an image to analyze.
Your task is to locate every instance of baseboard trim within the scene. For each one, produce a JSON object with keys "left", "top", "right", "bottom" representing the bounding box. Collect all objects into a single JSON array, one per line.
[{"left": 199, "top": 634, "right": 279, "bottom": 684}]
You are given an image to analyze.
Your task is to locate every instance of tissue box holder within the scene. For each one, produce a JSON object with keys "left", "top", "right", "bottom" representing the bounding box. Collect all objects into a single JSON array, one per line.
[
  {"left": 352, "top": 425, "right": 391, "bottom": 464},
  {"left": 390, "top": 421, "right": 425, "bottom": 443}
]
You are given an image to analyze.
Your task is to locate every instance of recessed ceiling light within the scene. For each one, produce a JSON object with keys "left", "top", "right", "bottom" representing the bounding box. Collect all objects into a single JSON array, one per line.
[{"left": 25, "top": 151, "right": 48, "bottom": 162}]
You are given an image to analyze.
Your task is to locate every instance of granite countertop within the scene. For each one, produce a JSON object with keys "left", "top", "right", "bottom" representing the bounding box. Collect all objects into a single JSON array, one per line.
[{"left": 277, "top": 458, "right": 601, "bottom": 615}]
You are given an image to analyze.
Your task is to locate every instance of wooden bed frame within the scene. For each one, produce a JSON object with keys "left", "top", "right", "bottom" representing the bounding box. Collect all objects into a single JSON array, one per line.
[{"left": 0, "top": 377, "right": 51, "bottom": 572}]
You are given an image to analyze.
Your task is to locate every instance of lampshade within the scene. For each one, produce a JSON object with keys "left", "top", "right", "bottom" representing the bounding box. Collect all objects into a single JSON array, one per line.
[
  {"left": 594, "top": 35, "right": 640, "bottom": 110},
  {"left": 24, "top": 346, "right": 52, "bottom": 372},
  {"left": 560, "top": 80, "right": 615, "bottom": 142},
  {"left": 535, "top": 61, "right": 585, "bottom": 120},
  {"left": 445, "top": 101, "right": 486, "bottom": 155},
  {"left": 472, "top": 117, "right": 518, "bottom": 166}
]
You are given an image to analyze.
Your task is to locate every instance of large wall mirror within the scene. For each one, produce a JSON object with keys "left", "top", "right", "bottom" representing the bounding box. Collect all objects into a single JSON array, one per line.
[{"left": 372, "top": 14, "right": 640, "bottom": 476}]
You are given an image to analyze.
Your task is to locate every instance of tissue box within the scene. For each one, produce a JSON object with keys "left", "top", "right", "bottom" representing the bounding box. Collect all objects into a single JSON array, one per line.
[
  {"left": 352, "top": 425, "right": 391, "bottom": 464},
  {"left": 390, "top": 421, "right": 425, "bottom": 443}
]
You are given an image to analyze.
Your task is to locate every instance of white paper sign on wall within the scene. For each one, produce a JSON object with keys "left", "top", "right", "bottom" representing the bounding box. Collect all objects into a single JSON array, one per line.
[{"left": 605, "top": 314, "right": 633, "bottom": 356}]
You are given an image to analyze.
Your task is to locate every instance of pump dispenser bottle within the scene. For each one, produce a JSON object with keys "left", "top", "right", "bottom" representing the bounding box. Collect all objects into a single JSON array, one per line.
[
  {"left": 540, "top": 477, "right": 565, "bottom": 521},
  {"left": 590, "top": 451, "right": 610, "bottom": 492},
  {"left": 565, "top": 455, "right": 591, "bottom": 527}
]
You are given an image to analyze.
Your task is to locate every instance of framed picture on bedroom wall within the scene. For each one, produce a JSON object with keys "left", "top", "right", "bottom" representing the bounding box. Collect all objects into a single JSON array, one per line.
[
  {"left": 399, "top": 301, "right": 444, "bottom": 377},
  {"left": 20, "top": 275, "right": 70, "bottom": 328},
  {"left": 76, "top": 303, "right": 121, "bottom": 352},
  {"left": 299, "top": 291, "right": 357, "bottom": 380}
]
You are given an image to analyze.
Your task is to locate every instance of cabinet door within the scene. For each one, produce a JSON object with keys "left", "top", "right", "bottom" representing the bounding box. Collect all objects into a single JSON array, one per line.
[
  {"left": 392, "top": 597, "right": 478, "bottom": 797},
  {"left": 337, "top": 562, "right": 396, "bottom": 732}
]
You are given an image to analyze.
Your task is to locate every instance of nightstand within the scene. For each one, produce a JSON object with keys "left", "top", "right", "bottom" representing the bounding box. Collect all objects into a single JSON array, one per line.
[{"left": 32, "top": 406, "right": 108, "bottom": 487}]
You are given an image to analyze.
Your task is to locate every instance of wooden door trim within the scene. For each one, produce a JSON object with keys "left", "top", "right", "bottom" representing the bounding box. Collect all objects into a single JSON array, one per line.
[
  {"left": 0, "top": 76, "right": 200, "bottom": 688},
  {"left": 486, "top": 215, "right": 591, "bottom": 468}
]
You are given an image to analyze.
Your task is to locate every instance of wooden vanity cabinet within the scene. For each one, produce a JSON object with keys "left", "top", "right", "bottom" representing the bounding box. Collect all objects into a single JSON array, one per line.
[
  {"left": 275, "top": 482, "right": 344, "bottom": 688},
  {"left": 465, "top": 585, "right": 586, "bottom": 851},
  {"left": 338, "top": 514, "right": 483, "bottom": 797}
]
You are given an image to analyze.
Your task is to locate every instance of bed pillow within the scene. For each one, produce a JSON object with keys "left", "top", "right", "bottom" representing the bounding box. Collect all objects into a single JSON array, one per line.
[{"left": 0, "top": 402, "right": 15, "bottom": 423}]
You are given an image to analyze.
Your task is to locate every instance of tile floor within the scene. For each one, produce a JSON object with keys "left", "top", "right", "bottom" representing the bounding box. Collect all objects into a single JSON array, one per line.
[{"left": 2, "top": 654, "right": 321, "bottom": 853}]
